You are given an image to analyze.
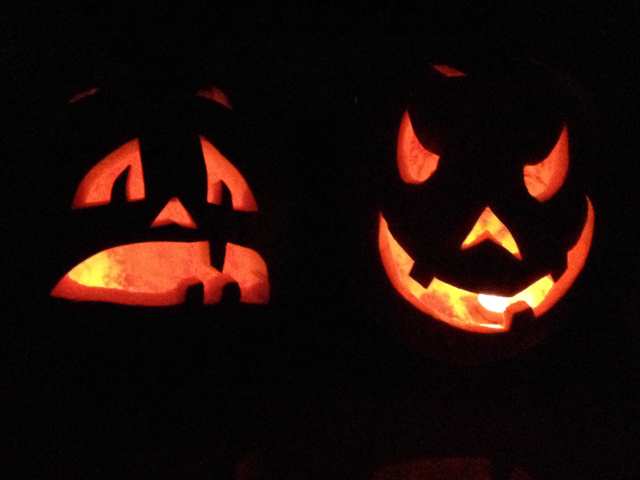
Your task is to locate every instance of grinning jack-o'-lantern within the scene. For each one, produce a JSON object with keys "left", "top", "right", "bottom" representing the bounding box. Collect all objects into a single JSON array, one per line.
[
  {"left": 50, "top": 87, "right": 269, "bottom": 307},
  {"left": 375, "top": 62, "right": 594, "bottom": 359}
]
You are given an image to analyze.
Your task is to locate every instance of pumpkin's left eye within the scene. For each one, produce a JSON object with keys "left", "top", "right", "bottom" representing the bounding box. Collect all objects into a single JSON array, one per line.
[
  {"left": 523, "top": 126, "right": 569, "bottom": 202},
  {"left": 72, "top": 139, "right": 145, "bottom": 209},
  {"left": 397, "top": 111, "right": 440, "bottom": 184}
]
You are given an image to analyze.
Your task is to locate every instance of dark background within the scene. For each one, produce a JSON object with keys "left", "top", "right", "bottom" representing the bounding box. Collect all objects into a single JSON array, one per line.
[{"left": 1, "top": 2, "right": 639, "bottom": 479}]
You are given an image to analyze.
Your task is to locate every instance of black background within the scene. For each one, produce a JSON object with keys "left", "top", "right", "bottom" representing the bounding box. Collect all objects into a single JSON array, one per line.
[{"left": 1, "top": 2, "right": 639, "bottom": 479}]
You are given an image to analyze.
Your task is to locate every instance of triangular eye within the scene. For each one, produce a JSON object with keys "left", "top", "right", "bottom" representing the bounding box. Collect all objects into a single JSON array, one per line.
[
  {"left": 199, "top": 136, "right": 258, "bottom": 212},
  {"left": 72, "top": 139, "right": 145, "bottom": 208},
  {"left": 397, "top": 112, "right": 440, "bottom": 184},
  {"left": 524, "top": 125, "right": 569, "bottom": 202}
]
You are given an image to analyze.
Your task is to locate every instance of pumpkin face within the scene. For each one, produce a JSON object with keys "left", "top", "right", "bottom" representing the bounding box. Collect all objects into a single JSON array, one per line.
[
  {"left": 50, "top": 87, "right": 269, "bottom": 307},
  {"left": 378, "top": 63, "right": 594, "bottom": 335}
]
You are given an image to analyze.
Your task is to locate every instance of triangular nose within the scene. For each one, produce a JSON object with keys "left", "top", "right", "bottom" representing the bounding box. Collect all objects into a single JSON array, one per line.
[
  {"left": 151, "top": 197, "right": 197, "bottom": 229},
  {"left": 461, "top": 207, "right": 522, "bottom": 260}
]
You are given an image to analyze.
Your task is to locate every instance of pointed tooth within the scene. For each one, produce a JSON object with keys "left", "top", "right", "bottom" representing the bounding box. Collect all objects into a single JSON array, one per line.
[
  {"left": 219, "top": 282, "right": 241, "bottom": 305},
  {"left": 550, "top": 254, "right": 569, "bottom": 282},
  {"left": 408, "top": 261, "right": 436, "bottom": 288},
  {"left": 184, "top": 282, "right": 205, "bottom": 307},
  {"left": 504, "top": 300, "right": 535, "bottom": 332}
]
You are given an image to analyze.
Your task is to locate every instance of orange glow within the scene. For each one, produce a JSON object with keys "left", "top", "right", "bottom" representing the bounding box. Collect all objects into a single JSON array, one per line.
[
  {"left": 221, "top": 244, "right": 270, "bottom": 304},
  {"left": 378, "top": 198, "right": 594, "bottom": 333},
  {"left": 524, "top": 125, "right": 569, "bottom": 202},
  {"left": 72, "top": 139, "right": 145, "bottom": 208},
  {"left": 433, "top": 65, "right": 466, "bottom": 77},
  {"left": 150, "top": 197, "right": 197, "bottom": 229},
  {"left": 461, "top": 207, "right": 522, "bottom": 260},
  {"left": 196, "top": 87, "right": 232, "bottom": 109},
  {"left": 397, "top": 111, "right": 440, "bottom": 184},
  {"left": 51, "top": 241, "right": 269, "bottom": 306},
  {"left": 199, "top": 136, "right": 258, "bottom": 212},
  {"left": 68, "top": 87, "right": 99, "bottom": 104}
]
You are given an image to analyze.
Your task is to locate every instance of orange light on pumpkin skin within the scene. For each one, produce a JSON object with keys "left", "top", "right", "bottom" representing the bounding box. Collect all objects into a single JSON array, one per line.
[
  {"left": 461, "top": 207, "right": 522, "bottom": 260},
  {"left": 397, "top": 112, "right": 440, "bottom": 184},
  {"left": 378, "top": 198, "right": 594, "bottom": 333},
  {"left": 72, "top": 139, "right": 145, "bottom": 208},
  {"left": 51, "top": 241, "right": 269, "bottom": 306}
]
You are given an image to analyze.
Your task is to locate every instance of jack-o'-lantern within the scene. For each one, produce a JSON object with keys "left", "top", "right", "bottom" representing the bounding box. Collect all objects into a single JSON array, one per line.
[
  {"left": 46, "top": 85, "right": 275, "bottom": 308},
  {"left": 371, "top": 61, "right": 595, "bottom": 362}
]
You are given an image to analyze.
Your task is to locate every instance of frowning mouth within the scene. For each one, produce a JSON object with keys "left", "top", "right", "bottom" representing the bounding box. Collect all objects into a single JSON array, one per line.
[
  {"left": 51, "top": 241, "right": 269, "bottom": 306},
  {"left": 378, "top": 198, "right": 594, "bottom": 333}
]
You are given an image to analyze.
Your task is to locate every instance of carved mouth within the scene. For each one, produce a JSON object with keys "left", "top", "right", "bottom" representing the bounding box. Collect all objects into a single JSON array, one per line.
[
  {"left": 378, "top": 198, "right": 594, "bottom": 333},
  {"left": 51, "top": 241, "right": 269, "bottom": 306}
]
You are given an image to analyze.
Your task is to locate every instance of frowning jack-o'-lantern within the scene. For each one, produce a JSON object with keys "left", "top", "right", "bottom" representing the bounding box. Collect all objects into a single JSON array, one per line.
[
  {"left": 374, "top": 62, "right": 595, "bottom": 361},
  {"left": 47, "top": 85, "right": 272, "bottom": 308}
]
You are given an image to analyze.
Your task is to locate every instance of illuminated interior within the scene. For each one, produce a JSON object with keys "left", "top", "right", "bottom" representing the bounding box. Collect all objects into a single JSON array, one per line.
[
  {"left": 150, "top": 197, "right": 197, "bottom": 229},
  {"left": 51, "top": 241, "right": 269, "bottom": 306},
  {"left": 397, "top": 112, "right": 440, "bottom": 184},
  {"left": 524, "top": 125, "right": 569, "bottom": 202},
  {"left": 196, "top": 86, "right": 233, "bottom": 109},
  {"left": 378, "top": 198, "right": 594, "bottom": 333},
  {"left": 461, "top": 207, "right": 522, "bottom": 260},
  {"left": 72, "top": 139, "right": 145, "bottom": 208},
  {"left": 58, "top": 132, "right": 270, "bottom": 307},
  {"left": 200, "top": 136, "right": 258, "bottom": 212},
  {"left": 433, "top": 64, "right": 466, "bottom": 77}
]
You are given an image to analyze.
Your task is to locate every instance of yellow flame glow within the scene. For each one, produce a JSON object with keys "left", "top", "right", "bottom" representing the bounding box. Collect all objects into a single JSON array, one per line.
[
  {"left": 52, "top": 241, "right": 269, "bottom": 306},
  {"left": 378, "top": 197, "right": 594, "bottom": 333},
  {"left": 461, "top": 207, "right": 521, "bottom": 259},
  {"left": 67, "top": 250, "right": 124, "bottom": 289}
]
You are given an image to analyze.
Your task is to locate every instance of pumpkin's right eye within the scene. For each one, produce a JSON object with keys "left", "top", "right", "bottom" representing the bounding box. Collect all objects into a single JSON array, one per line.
[{"left": 72, "top": 139, "right": 145, "bottom": 209}]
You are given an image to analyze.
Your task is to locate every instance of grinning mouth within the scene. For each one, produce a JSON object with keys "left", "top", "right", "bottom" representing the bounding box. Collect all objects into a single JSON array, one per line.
[
  {"left": 378, "top": 198, "right": 594, "bottom": 333},
  {"left": 51, "top": 241, "right": 269, "bottom": 306}
]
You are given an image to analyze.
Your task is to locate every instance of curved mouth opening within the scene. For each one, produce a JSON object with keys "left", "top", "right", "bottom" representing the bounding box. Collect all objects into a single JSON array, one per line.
[
  {"left": 51, "top": 241, "right": 269, "bottom": 306},
  {"left": 378, "top": 198, "right": 594, "bottom": 333}
]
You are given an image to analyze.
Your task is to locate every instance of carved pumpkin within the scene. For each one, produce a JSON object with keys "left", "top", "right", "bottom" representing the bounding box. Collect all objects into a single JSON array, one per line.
[
  {"left": 371, "top": 61, "right": 595, "bottom": 361},
  {"left": 49, "top": 86, "right": 270, "bottom": 307}
]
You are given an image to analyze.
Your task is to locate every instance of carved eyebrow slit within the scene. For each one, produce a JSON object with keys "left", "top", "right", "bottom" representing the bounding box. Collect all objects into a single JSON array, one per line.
[{"left": 523, "top": 125, "right": 569, "bottom": 202}]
